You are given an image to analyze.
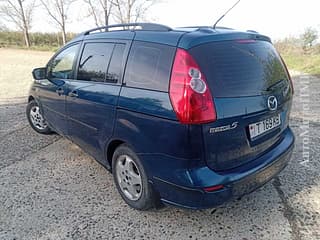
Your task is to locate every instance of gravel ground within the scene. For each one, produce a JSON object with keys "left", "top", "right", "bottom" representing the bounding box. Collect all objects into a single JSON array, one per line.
[{"left": 0, "top": 66, "right": 319, "bottom": 238}]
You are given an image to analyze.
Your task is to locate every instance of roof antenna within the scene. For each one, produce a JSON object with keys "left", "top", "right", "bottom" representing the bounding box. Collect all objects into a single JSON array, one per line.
[{"left": 213, "top": 0, "right": 241, "bottom": 29}]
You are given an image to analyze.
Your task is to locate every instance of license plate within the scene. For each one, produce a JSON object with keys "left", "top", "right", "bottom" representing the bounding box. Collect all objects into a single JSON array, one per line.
[{"left": 249, "top": 114, "right": 281, "bottom": 139}]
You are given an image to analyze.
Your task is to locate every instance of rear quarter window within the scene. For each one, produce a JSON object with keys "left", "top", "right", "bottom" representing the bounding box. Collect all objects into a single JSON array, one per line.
[{"left": 124, "top": 41, "right": 175, "bottom": 92}]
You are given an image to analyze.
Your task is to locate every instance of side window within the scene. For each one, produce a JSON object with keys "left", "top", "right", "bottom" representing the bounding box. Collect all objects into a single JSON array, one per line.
[
  {"left": 48, "top": 44, "right": 79, "bottom": 79},
  {"left": 106, "top": 44, "right": 125, "bottom": 83},
  {"left": 124, "top": 41, "right": 175, "bottom": 91},
  {"left": 77, "top": 42, "right": 114, "bottom": 82}
]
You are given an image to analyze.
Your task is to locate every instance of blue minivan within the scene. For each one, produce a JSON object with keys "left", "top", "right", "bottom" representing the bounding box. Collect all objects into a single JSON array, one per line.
[{"left": 27, "top": 23, "right": 295, "bottom": 210}]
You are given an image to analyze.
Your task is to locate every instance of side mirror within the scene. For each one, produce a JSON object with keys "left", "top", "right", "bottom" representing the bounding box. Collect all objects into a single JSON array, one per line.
[{"left": 32, "top": 67, "right": 47, "bottom": 80}]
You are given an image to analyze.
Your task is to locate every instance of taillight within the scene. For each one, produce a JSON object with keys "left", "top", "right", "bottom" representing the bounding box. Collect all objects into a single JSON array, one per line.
[
  {"left": 169, "top": 48, "right": 216, "bottom": 124},
  {"left": 280, "top": 56, "right": 294, "bottom": 94}
]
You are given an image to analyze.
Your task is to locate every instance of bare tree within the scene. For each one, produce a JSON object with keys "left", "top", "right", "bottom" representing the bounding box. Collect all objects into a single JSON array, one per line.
[
  {"left": 112, "top": 0, "right": 159, "bottom": 24},
  {"left": 84, "top": 0, "right": 113, "bottom": 27},
  {"left": 0, "top": 0, "right": 35, "bottom": 47},
  {"left": 0, "top": 19, "right": 8, "bottom": 31},
  {"left": 39, "top": 0, "right": 75, "bottom": 45}
]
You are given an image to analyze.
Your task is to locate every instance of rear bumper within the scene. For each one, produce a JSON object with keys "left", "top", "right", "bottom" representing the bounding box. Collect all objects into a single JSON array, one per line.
[{"left": 149, "top": 127, "right": 294, "bottom": 209}]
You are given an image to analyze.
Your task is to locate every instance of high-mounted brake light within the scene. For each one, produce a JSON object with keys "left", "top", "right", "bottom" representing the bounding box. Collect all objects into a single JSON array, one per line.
[
  {"left": 203, "top": 184, "right": 224, "bottom": 192},
  {"left": 235, "top": 39, "right": 256, "bottom": 44},
  {"left": 169, "top": 48, "right": 216, "bottom": 124}
]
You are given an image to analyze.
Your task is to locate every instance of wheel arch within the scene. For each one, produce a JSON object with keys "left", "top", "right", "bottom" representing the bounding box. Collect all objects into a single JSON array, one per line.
[
  {"left": 28, "top": 95, "right": 35, "bottom": 102},
  {"left": 105, "top": 139, "right": 125, "bottom": 170}
]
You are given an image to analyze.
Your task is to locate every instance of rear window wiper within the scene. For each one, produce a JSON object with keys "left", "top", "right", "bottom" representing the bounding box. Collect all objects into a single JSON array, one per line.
[{"left": 265, "top": 79, "right": 286, "bottom": 92}]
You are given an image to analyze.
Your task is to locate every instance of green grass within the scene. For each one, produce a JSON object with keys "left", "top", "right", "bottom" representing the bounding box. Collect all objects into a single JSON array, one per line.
[
  {"left": 282, "top": 53, "right": 320, "bottom": 75},
  {"left": 0, "top": 44, "right": 58, "bottom": 52}
]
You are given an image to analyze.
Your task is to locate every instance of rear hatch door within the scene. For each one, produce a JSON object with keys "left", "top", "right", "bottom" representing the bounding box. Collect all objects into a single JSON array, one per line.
[{"left": 189, "top": 39, "right": 293, "bottom": 171}]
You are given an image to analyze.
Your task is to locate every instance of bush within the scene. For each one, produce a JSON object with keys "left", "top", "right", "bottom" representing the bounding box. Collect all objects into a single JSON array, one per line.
[
  {"left": 273, "top": 37, "right": 303, "bottom": 55},
  {"left": 274, "top": 35, "right": 320, "bottom": 75},
  {"left": 0, "top": 31, "right": 76, "bottom": 50}
]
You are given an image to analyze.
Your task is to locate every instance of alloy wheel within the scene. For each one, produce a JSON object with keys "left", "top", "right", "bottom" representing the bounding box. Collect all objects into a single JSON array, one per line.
[{"left": 115, "top": 155, "right": 142, "bottom": 201}]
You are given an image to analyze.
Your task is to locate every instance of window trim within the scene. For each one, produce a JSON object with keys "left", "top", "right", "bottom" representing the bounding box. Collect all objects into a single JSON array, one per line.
[{"left": 105, "top": 43, "right": 126, "bottom": 84}]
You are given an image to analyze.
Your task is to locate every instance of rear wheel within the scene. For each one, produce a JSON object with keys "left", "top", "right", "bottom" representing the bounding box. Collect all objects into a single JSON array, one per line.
[
  {"left": 112, "top": 144, "right": 156, "bottom": 210},
  {"left": 26, "top": 100, "right": 52, "bottom": 134}
]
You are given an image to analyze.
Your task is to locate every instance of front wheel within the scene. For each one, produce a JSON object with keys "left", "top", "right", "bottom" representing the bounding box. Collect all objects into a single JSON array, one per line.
[
  {"left": 112, "top": 144, "right": 157, "bottom": 210},
  {"left": 26, "top": 100, "right": 52, "bottom": 134}
]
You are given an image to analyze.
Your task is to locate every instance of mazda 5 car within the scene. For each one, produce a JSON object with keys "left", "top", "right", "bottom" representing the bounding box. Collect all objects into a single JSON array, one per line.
[{"left": 27, "top": 23, "right": 295, "bottom": 210}]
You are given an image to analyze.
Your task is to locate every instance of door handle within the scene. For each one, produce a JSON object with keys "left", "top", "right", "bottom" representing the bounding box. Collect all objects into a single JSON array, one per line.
[
  {"left": 56, "top": 88, "right": 64, "bottom": 95},
  {"left": 69, "top": 91, "right": 78, "bottom": 98}
]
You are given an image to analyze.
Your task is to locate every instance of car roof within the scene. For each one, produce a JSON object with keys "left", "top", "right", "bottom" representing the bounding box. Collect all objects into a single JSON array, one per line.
[{"left": 68, "top": 23, "right": 271, "bottom": 49}]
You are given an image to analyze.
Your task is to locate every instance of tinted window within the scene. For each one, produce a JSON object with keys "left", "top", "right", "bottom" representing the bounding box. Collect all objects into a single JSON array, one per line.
[
  {"left": 190, "top": 40, "right": 289, "bottom": 97},
  {"left": 106, "top": 44, "right": 125, "bottom": 83},
  {"left": 125, "top": 41, "right": 175, "bottom": 91},
  {"left": 49, "top": 44, "right": 79, "bottom": 79},
  {"left": 78, "top": 43, "right": 114, "bottom": 82}
]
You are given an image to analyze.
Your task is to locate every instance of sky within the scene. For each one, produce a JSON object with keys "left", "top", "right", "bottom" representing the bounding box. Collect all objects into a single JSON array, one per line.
[{"left": 28, "top": 0, "right": 320, "bottom": 40}]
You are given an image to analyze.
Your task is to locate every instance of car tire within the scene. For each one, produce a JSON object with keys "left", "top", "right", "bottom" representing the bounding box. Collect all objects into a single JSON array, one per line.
[
  {"left": 112, "top": 144, "right": 157, "bottom": 210},
  {"left": 26, "top": 100, "right": 52, "bottom": 134}
]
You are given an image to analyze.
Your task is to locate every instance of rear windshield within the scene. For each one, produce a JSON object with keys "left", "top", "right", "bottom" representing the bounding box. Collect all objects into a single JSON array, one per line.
[{"left": 190, "top": 40, "right": 289, "bottom": 97}]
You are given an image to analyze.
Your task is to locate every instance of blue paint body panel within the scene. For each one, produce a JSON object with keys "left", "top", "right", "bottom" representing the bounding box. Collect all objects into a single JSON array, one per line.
[
  {"left": 66, "top": 81, "right": 121, "bottom": 163},
  {"left": 118, "top": 87, "right": 177, "bottom": 120},
  {"left": 178, "top": 29, "right": 271, "bottom": 49},
  {"left": 28, "top": 25, "right": 295, "bottom": 209},
  {"left": 134, "top": 31, "right": 184, "bottom": 46}
]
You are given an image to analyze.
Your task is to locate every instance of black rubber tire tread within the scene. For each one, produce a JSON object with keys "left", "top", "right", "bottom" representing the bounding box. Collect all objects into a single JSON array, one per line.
[{"left": 112, "top": 144, "right": 157, "bottom": 210}]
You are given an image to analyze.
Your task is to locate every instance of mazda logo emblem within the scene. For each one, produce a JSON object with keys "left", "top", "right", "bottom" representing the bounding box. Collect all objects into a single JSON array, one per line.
[{"left": 267, "top": 96, "right": 278, "bottom": 111}]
